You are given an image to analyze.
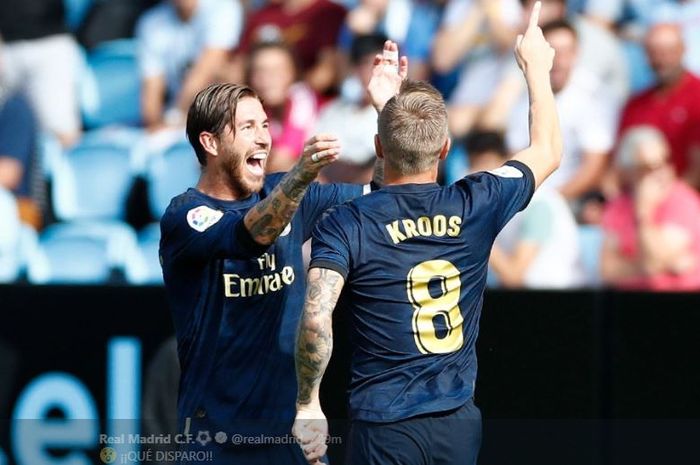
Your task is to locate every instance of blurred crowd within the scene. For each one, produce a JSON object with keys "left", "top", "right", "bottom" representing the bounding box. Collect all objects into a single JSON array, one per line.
[{"left": 1, "top": 0, "right": 699, "bottom": 290}]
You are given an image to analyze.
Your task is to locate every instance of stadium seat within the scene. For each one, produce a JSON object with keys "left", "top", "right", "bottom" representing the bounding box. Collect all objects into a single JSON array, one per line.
[
  {"left": 29, "top": 221, "right": 147, "bottom": 284},
  {"left": 135, "top": 222, "right": 164, "bottom": 285},
  {"left": 51, "top": 133, "right": 138, "bottom": 221},
  {"left": 0, "top": 189, "right": 21, "bottom": 283},
  {"left": 64, "top": 0, "right": 94, "bottom": 31},
  {"left": 80, "top": 39, "right": 141, "bottom": 129},
  {"left": 578, "top": 224, "right": 604, "bottom": 287},
  {"left": 146, "top": 141, "right": 201, "bottom": 219}
]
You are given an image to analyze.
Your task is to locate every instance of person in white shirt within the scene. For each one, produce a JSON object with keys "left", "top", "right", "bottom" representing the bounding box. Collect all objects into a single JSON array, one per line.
[
  {"left": 464, "top": 131, "right": 583, "bottom": 288},
  {"left": 434, "top": 0, "right": 523, "bottom": 137},
  {"left": 136, "top": 0, "right": 243, "bottom": 131},
  {"left": 315, "top": 34, "right": 388, "bottom": 184}
]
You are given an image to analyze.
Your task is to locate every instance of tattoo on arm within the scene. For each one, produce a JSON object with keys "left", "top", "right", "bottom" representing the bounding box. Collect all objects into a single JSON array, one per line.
[
  {"left": 296, "top": 268, "right": 345, "bottom": 405},
  {"left": 243, "top": 164, "right": 314, "bottom": 245}
]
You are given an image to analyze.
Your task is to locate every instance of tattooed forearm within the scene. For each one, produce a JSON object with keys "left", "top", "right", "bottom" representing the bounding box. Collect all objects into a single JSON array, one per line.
[
  {"left": 296, "top": 268, "right": 345, "bottom": 406},
  {"left": 243, "top": 164, "right": 312, "bottom": 246},
  {"left": 280, "top": 163, "right": 313, "bottom": 200}
]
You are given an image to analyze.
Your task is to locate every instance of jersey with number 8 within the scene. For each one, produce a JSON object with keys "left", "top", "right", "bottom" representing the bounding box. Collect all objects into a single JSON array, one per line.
[{"left": 310, "top": 161, "right": 535, "bottom": 423}]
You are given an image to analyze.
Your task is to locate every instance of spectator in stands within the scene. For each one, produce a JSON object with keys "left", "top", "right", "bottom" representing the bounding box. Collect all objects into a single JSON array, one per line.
[
  {"left": 448, "top": 0, "right": 628, "bottom": 138},
  {"left": 601, "top": 126, "right": 700, "bottom": 291},
  {"left": 0, "top": 53, "right": 41, "bottom": 229},
  {"left": 433, "top": 0, "right": 521, "bottom": 137},
  {"left": 524, "top": 0, "right": 629, "bottom": 103},
  {"left": 338, "top": 0, "right": 442, "bottom": 81},
  {"left": 464, "top": 131, "right": 583, "bottom": 289},
  {"left": 505, "top": 20, "right": 615, "bottom": 203},
  {"left": 246, "top": 42, "right": 317, "bottom": 172},
  {"left": 617, "top": 23, "right": 700, "bottom": 190},
  {"left": 232, "top": 0, "right": 347, "bottom": 95},
  {"left": 314, "top": 34, "right": 386, "bottom": 184},
  {"left": 76, "top": 0, "right": 161, "bottom": 50},
  {"left": 0, "top": 0, "right": 82, "bottom": 146},
  {"left": 135, "top": 0, "right": 243, "bottom": 131}
]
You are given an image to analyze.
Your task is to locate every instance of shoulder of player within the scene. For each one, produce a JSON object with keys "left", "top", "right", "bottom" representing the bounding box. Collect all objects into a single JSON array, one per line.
[
  {"left": 161, "top": 189, "right": 231, "bottom": 230},
  {"left": 317, "top": 198, "right": 362, "bottom": 228}
]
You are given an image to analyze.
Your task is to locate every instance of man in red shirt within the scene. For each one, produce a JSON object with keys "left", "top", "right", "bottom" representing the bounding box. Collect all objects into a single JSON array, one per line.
[
  {"left": 617, "top": 23, "right": 700, "bottom": 188},
  {"left": 232, "top": 0, "right": 346, "bottom": 95}
]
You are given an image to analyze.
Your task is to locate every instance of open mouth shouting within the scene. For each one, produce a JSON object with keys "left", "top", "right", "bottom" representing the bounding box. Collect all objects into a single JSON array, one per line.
[{"left": 245, "top": 151, "right": 268, "bottom": 177}]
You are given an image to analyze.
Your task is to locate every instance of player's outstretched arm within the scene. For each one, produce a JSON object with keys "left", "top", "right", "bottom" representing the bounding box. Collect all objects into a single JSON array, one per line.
[
  {"left": 510, "top": 1, "right": 562, "bottom": 188},
  {"left": 243, "top": 135, "right": 340, "bottom": 245},
  {"left": 293, "top": 267, "right": 345, "bottom": 465}
]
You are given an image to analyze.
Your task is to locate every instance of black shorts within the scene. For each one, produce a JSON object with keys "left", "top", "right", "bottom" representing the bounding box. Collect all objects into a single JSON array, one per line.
[{"left": 346, "top": 398, "right": 482, "bottom": 465}]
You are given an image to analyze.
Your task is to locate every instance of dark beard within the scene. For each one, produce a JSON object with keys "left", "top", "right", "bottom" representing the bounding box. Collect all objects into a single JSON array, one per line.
[{"left": 223, "top": 152, "right": 264, "bottom": 199}]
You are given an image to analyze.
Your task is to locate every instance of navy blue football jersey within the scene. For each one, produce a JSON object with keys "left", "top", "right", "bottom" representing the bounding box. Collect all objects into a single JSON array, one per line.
[
  {"left": 310, "top": 161, "right": 535, "bottom": 423},
  {"left": 159, "top": 173, "right": 364, "bottom": 436}
]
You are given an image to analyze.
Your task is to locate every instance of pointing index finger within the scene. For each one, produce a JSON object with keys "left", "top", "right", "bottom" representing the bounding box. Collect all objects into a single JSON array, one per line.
[{"left": 528, "top": 1, "right": 541, "bottom": 31}]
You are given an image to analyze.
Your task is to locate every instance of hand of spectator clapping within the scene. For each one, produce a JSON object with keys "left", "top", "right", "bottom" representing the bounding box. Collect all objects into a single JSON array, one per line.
[{"left": 367, "top": 40, "right": 408, "bottom": 113}]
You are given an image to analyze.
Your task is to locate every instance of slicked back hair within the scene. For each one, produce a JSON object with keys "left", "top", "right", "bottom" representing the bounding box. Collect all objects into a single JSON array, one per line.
[
  {"left": 377, "top": 80, "right": 449, "bottom": 175},
  {"left": 186, "top": 83, "right": 261, "bottom": 166}
]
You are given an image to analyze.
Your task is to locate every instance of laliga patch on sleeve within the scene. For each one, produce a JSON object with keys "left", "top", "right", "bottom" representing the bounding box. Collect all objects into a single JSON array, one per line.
[
  {"left": 187, "top": 206, "right": 224, "bottom": 232},
  {"left": 489, "top": 165, "right": 524, "bottom": 178}
]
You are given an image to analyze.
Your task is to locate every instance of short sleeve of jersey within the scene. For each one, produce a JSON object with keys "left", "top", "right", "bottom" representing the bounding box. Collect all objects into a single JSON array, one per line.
[
  {"left": 308, "top": 206, "right": 353, "bottom": 280},
  {"left": 461, "top": 160, "right": 535, "bottom": 231},
  {"left": 160, "top": 200, "right": 269, "bottom": 265},
  {"left": 300, "top": 183, "right": 365, "bottom": 240}
]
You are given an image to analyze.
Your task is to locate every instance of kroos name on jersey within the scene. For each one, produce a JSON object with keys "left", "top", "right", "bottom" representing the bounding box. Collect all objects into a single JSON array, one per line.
[{"left": 385, "top": 215, "right": 462, "bottom": 245}]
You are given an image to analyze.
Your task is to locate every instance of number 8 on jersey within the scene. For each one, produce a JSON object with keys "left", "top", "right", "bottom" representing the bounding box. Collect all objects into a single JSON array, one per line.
[{"left": 407, "top": 259, "right": 464, "bottom": 354}]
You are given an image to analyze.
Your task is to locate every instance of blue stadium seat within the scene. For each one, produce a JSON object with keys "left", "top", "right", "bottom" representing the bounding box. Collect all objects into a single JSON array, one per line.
[
  {"left": 80, "top": 39, "right": 141, "bottom": 128},
  {"left": 135, "top": 222, "right": 164, "bottom": 285},
  {"left": 146, "top": 141, "right": 201, "bottom": 219},
  {"left": 578, "top": 224, "right": 604, "bottom": 287},
  {"left": 64, "top": 0, "right": 94, "bottom": 31},
  {"left": 51, "top": 133, "right": 138, "bottom": 221},
  {"left": 0, "top": 189, "right": 21, "bottom": 283},
  {"left": 29, "top": 221, "right": 146, "bottom": 284}
]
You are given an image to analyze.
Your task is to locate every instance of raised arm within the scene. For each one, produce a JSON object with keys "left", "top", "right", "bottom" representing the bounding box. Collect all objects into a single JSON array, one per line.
[
  {"left": 367, "top": 40, "right": 408, "bottom": 114},
  {"left": 510, "top": 1, "right": 562, "bottom": 188},
  {"left": 293, "top": 267, "right": 345, "bottom": 465},
  {"left": 365, "top": 40, "right": 408, "bottom": 187},
  {"left": 243, "top": 135, "right": 340, "bottom": 245}
]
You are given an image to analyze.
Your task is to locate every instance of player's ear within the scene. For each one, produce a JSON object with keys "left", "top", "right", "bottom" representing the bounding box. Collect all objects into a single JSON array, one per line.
[
  {"left": 438, "top": 138, "right": 451, "bottom": 161},
  {"left": 374, "top": 134, "right": 384, "bottom": 159},
  {"left": 200, "top": 132, "right": 219, "bottom": 157}
]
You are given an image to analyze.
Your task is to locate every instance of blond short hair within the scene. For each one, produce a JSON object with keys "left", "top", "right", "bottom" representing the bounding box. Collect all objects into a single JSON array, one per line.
[{"left": 377, "top": 80, "right": 448, "bottom": 175}]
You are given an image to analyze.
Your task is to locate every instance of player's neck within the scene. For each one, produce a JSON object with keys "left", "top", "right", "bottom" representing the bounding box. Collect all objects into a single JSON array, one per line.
[
  {"left": 383, "top": 167, "right": 439, "bottom": 186},
  {"left": 196, "top": 170, "right": 246, "bottom": 201}
]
